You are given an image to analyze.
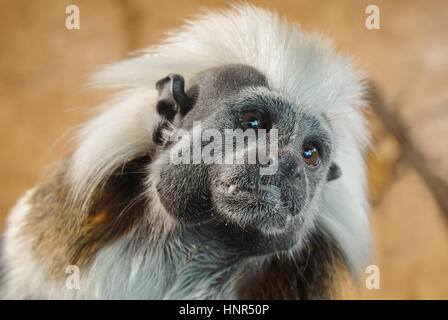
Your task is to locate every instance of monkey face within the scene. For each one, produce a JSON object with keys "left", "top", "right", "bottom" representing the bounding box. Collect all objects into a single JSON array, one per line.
[{"left": 152, "top": 64, "right": 341, "bottom": 255}]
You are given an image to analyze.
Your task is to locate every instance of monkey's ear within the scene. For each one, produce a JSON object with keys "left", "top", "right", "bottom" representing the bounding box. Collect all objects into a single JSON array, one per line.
[
  {"left": 327, "top": 163, "right": 341, "bottom": 181},
  {"left": 156, "top": 73, "right": 192, "bottom": 121},
  {"left": 153, "top": 74, "right": 194, "bottom": 145}
]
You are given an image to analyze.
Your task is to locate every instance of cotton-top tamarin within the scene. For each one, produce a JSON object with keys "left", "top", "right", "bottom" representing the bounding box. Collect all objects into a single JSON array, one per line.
[{"left": 0, "top": 4, "right": 372, "bottom": 299}]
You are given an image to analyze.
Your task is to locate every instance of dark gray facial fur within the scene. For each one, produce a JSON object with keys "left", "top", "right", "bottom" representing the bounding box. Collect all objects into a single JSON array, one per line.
[{"left": 153, "top": 64, "right": 340, "bottom": 256}]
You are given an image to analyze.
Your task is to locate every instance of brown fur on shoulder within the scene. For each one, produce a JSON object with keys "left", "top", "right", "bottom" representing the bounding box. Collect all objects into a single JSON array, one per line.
[
  {"left": 22, "top": 156, "right": 150, "bottom": 278},
  {"left": 236, "top": 232, "right": 346, "bottom": 299}
]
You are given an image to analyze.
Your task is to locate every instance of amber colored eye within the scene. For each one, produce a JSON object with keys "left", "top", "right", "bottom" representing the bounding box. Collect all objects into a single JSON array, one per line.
[
  {"left": 238, "top": 111, "right": 265, "bottom": 130},
  {"left": 302, "top": 144, "right": 320, "bottom": 167}
]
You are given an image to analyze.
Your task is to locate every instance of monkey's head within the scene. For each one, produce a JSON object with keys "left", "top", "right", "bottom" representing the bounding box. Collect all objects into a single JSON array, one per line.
[
  {"left": 151, "top": 64, "right": 342, "bottom": 255},
  {"left": 67, "top": 4, "right": 371, "bottom": 276}
]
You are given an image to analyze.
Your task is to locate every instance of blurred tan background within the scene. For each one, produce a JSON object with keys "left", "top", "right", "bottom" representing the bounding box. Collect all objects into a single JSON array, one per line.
[{"left": 0, "top": 0, "right": 447, "bottom": 299}]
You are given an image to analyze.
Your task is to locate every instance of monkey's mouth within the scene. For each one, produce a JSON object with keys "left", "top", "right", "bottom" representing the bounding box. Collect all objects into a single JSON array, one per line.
[
  {"left": 214, "top": 181, "right": 301, "bottom": 237},
  {"left": 217, "top": 182, "right": 292, "bottom": 215},
  {"left": 225, "top": 183, "right": 282, "bottom": 205}
]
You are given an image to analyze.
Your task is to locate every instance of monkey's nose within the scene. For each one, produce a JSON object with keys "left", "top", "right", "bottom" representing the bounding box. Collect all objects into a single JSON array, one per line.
[
  {"left": 278, "top": 155, "right": 302, "bottom": 179},
  {"left": 288, "top": 166, "right": 302, "bottom": 179}
]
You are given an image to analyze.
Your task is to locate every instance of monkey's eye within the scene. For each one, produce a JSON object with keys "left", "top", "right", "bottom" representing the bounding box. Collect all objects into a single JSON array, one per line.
[
  {"left": 238, "top": 111, "right": 265, "bottom": 130},
  {"left": 302, "top": 143, "right": 320, "bottom": 167}
]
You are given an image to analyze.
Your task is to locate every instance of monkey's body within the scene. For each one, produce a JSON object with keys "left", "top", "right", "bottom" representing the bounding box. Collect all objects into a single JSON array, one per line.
[
  {"left": 0, "top": 5, "right": 372, "bottom": 299},
  {"left": 1, "top": 166, "right": 341, "bottom": 299}
]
